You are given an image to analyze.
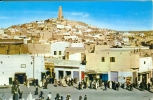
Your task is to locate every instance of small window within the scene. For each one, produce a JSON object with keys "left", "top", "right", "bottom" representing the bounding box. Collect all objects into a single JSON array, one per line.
[
  {"left": 59, "top": 51, "right": 62, "bottom": 55},
  {"left": 101, "top": 57, "right": 105, "bottom": 62},
  {"left": 54, "top": 51, "right": 57, "bottom": 55},
  {"left": 144, "top": 61, "right": 146, "bottom": 64},
  {"left": 110, "top": 57, "right": 115, "bottom": 62}
]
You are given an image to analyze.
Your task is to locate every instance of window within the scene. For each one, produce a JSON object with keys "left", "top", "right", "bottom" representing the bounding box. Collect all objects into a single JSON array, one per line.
[
  {"left": 21, "top": 64, "right": 26, "bottom": 68},
  {"left": 110, "top": 57, "right": 115, "bottom": 62},
  {"left": 54, "top": 51, "right": 57, "bottom": 55},
  {"left": 144, "top": 61, "right": 146, "bottom": 64},
  {"left": 59, "top": 51, "right": 62, "bottom": 55},
  {"left": 101, "top": 57, "right": 105, "bottom": 62}
]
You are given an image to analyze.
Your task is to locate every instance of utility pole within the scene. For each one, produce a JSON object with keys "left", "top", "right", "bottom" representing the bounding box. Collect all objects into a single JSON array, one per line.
[{"left": 31, "top": 56, "right": 35, "bottom": 79}]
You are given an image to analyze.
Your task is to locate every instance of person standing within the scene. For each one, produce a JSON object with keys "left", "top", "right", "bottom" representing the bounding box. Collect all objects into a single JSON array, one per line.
[
  {"left": 39, "top": 80, "right": 42, "bottom": 88},
  {"left": 47, "top": 92, "right": 51, "bottom": 100},
  {"left": 27, "top": 92, "right": 32, "bottom": 100},
  {"left": 66, "top": 94, "right": 70, "bottom": 100},
  {"left": 84, "top": 95, "right": 87, "bottom": 100},
  {"left": 13, "top": 91, "right": 19, "bottom": 100},
  {"left": 46, "top": 96, "right": 50, "bottom": 100},
  {"left": 148, "top": 82, "right": 151, "bottom": 91},
  {"left": 61, "top": 96, "right": 63, "bottom": 100},
  {"left": 95, "top": 81, "right": 98, "bottom": 90},
  {"left": 39, "top": 90, "right": 44, "bottom": 99},
  {"left": 27, "top": 80, "right": 30, "bottom": 88},
  {"left": 34, "top": 86, "right": 38, "bottom": 95},
  {"left": 103, "top": 81, "right": 107, "bottom": 91},
  {"left": 79, "top": 95, "right": 82, "bottom": 100},
  {"left": 11, "top": 85, "right": 15, "bottom": 94},
  {"left": 9, "top": 96, "right": 13, "bottom": 100},
  {"left": 55, "top": 93, "right": 60, "bottom": 100},
  {"left": 19, "top": 91, "right": 23, "bottom": 100},
  {"left": 109, "top": 81, "right": 112, "bottom": 89}
]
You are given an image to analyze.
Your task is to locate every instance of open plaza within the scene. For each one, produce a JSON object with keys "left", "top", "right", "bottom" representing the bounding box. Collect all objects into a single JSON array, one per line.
[{"left": 0, "top": 84, "right": 153, "bottom": 100}]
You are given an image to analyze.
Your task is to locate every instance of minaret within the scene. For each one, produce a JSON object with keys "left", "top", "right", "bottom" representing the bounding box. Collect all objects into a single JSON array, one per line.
[{"left": 58, "top": 6, "right": 63, "bottom": 21}]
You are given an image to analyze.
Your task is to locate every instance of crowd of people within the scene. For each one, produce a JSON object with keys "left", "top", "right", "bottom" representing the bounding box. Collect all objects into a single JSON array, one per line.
[
  {"left": 77, "top": 79, "right": 120, "bottom": 91},
  {"left": 8, "top": 76, "right": 87, "bottom": 100},
  {"left": 1, "top": 75, "right": 152, "bottom": 100}
]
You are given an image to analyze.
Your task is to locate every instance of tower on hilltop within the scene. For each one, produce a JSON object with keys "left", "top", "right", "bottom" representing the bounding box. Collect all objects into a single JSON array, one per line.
[{"left": 58, "top": 6, "right": 63, "bottom": 21}]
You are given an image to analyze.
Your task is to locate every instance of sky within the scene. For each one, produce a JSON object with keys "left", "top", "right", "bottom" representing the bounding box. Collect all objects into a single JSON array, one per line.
[{"left": 0, "top": 1, "right": 152, "bottom": 31}]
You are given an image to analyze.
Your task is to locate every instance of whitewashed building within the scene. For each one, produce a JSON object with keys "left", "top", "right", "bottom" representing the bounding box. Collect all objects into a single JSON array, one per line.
[
  {"left": 46, "top": 58, "right": 85, "bottom": 82},
  {"left": 51, "top": 42, "right": 70, "bottom": 59},
  {"left": 0, "top": 55, "right": 44, "bottom": 85},
  {"left": 138, "top": 57, "right": 153, "bottom": 83}
]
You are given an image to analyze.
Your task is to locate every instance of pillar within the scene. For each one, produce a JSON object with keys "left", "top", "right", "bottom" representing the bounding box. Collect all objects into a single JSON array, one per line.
[{"left": 71, "top": 71, "right": 73, "bottom": 79}]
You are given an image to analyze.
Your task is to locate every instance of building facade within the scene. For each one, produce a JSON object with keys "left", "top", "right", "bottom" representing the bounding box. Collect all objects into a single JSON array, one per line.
[
  {"left": 86, "top": 50, "right": 139, "bottom": 83},
  {"left": 0, "top": 55, "right": 44, "bottom": 85}
]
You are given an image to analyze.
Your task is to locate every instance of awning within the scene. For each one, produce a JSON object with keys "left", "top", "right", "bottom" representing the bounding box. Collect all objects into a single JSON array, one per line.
[
  {"left": 41, "top": 70, "right": 48, "bottom": 73},
  {"left": 138, "top": 70, "right": 151, "bottom": 74},
  {"left": 85, "top": 70, "right": 108, "bottom": 74}
]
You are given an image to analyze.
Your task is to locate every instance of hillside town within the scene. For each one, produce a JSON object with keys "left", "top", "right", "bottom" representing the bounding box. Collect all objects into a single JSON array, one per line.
[{"left": 0, "top": 6, "right": 153, "bottom": 100}]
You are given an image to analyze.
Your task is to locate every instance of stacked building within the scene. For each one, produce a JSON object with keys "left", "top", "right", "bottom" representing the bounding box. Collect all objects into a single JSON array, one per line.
[{"left": 0, "top": 6, "right": 153, "bottom": 86}]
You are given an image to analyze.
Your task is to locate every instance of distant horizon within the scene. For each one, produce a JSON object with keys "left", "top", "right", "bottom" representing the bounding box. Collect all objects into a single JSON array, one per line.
[{"left": 0, "top": 2, "right": 152, "bottom": 31}]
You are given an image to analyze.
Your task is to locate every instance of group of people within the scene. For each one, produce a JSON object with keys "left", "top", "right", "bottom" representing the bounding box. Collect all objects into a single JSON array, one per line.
[
  {"left": 7, "top": 75, "right": 152, "bottom": 100},
  {"left": 11, "top": 80, "right": 23, "bottom": 100},
  {"left": 54, "top": 76, "right": 77, "bottom": 87},
  {"left": 54, "top": 93, "right": 87, "bottom": 100},
  {"left": 138, "top": 82, "right": 151, "bottom": 91},
  {"left": 88, "top": 79, "right": 120, "bottom": 91},
  {"left": 10, "top": 84, "right": 51, "bottom": 100}
]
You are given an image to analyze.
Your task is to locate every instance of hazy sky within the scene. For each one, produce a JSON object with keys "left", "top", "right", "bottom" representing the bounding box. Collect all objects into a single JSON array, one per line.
[{"left": 0, "top": 1, "right": 152, "bottom": 31}]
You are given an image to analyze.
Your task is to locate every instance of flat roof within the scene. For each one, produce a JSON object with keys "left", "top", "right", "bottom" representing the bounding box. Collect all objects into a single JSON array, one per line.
[{"left": 0, "top": 39, "right": 23, "bottom": 44}]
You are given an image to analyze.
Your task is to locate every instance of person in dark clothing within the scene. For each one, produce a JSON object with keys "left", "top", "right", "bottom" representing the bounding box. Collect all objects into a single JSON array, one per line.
[
  {"left": 112, "top": 81, "right": 115, "bottom": 90},
  {"left": 78, "top": 82, "right": 81, "bottom": 90},
  {"left": 55, "top": 93, "right": 60, "bottom": 100},
  {"left": 19, "top": 91, "right": 23, "bottom": 99},
  {"left": 90, "top": 81, "right": 92, "bottom": 89},
  {"left": 71, "top": 79, "right": 74, "bottom": 86},
  {"left": 115, "top": 83, "right": 118, "bottom": 91},
  {"left": 13, "top": 92, "right": 18, "bottom": 100},
  {"left": 61, "top": 95, "right": 63, "bottom": 100},
  {"left": 46, "top": 96, "right": 50, "bottom": 100},
  {"left": 34, "top": 86, "right": 38, "bottom": 95},
  {"left": 79, "top": 95, "right": 82, "bottom": 100},
  {"left": 84, "top": 81, "right": 86, "bottom": 89},
  {"left": 114, "top": 82, "right": 116, "bottom": 90},
  {"left": 84, "top": 95, "right": 87, "bottom": 100},
  {"left": 39, "top": 90, "right": 44, "bottom": 98},
  {"left": 103, "top": 81, "right": 107, "bottom": 91},
  {"left": 148, "top": 82, "right": 151, "bottom": 91}
]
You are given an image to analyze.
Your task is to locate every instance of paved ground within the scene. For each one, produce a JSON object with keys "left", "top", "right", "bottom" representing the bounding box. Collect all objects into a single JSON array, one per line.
[{"left": 0, "top": 84, "right": 153, "bottom": 100}]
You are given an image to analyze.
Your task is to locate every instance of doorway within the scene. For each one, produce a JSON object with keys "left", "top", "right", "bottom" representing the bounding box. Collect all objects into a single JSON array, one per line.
[
  {"left": 66, "top": 71, "right": 71, "bottom": 77},
  {"left": 14, "top": 73, "right": 26, "bottom": 84},
  {"left": 58, "top": 71, "right": 64, "bottom": 79},
  {"left": 41, "top": 72, "right": 46, "bottom": 80}
]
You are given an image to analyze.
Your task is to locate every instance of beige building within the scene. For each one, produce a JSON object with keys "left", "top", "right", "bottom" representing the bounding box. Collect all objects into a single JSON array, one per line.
[
  {"left": 86, "top": 49, "right": 139, "bottom": 83},
  {"left": 28, "top": 43, "right": 51, "bottom": 56},
  {"left": 0, "top": 39, "right": 28, "bottom": 55}
]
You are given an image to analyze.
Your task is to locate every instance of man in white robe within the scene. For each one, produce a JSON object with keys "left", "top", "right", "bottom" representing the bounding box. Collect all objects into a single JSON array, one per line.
[
  {"left": 9, "top": 96, "right": 13, "bottom": 100},
  {"left": 47, "top": 92, "right": 52, "bottom": 99},
  {"left": 27, "top": 92, "right": 32, "bottom": 100}
]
